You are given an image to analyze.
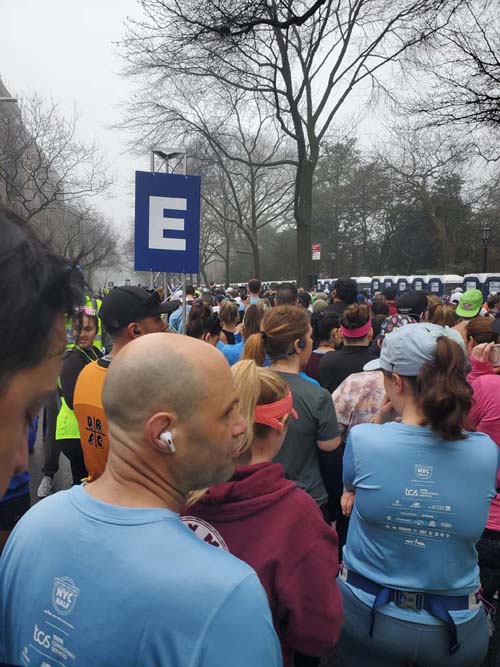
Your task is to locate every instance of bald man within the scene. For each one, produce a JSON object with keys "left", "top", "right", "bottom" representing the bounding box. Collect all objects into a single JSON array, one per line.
[{"left": 0, "top": 335, "right": 282, "bottom": 667}]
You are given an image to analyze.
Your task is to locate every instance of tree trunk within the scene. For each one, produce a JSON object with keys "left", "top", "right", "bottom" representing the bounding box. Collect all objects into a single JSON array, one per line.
[
  {"left": 225, "top": 237, "right": 231, "bottom": 286},
  {"left": 251, "top": 239, "right": 261, "bottom": 280},
  {"left": 200, "top": 266, "right": 209, "bottom": 286},
  {"left": 295, "top": 158, "right": 315, "bottom": 289}
]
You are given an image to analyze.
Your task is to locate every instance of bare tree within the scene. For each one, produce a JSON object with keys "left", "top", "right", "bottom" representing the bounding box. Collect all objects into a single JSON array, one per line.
[
  {"left": 40, "top": 202, "right": 122, "bottom": 284},
  {"left": 127, "top": 87, "right": 295, "bottom": 278},
  {"left": 409, "top": 0, "right": 500, "bottom": 158},
  {"left": 157, "top": 0, "right": 330, "bottom": 39},
  {"left": 377, "top": 125, "right": 477, "bottom": 270},
  {"left": 0, "top": 93, "right": 112, "bottom": 221},
  {"left": 123, "top": 0, "right": 465, "bottom": 286}
]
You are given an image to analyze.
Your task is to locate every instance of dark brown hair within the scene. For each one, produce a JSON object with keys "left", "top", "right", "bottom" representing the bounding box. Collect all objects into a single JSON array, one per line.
[
  {"left": 385, "top": 336, "right": 472, "bottom": 441},
  {"left": 341, "top": 303, "right": 372, "bottom": 341},
  {"left": 242, "top": 304, "right": 264, "bottom": 340},
  {"left": 243, "top": 306, "right": 310, "bottom": 366},
  {"left": 186, "top": 303, "right": 221, "bottom": 339},
  {"left": 466, "top": 317, "right": 499, "bottom": 345},
  {"left": 71, "top": 310, "right": 98, "bottom": 341}
]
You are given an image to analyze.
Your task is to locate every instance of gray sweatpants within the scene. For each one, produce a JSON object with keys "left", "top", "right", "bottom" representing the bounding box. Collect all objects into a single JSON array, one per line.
[{"left": 338, "top": 579, "right": 489, "bottom": 666}]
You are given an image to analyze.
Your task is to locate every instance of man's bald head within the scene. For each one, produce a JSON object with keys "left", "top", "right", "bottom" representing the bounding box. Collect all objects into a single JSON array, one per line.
[{"left": 102, "top": 333, "right": 226, "bottom": 433}]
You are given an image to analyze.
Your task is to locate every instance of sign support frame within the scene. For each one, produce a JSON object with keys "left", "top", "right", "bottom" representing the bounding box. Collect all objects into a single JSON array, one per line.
[{"left": 148, "top": 147, "right": 189, "bottom": 334}]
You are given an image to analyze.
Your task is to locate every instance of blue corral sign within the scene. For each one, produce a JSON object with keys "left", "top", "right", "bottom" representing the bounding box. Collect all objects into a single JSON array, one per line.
[{"left": 134, "top": 171, "right": 201, "bottom": 274}]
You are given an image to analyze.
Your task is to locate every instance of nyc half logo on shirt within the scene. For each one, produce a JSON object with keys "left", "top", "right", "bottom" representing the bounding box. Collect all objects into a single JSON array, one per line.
[
  {"left": 414, "top": 464, "right": 433, "bottom": 481},
  {"left": 52, "top": 576, "right": 80, "bottom": 616},
  {"left": 182, "top": 516, "right": 229, "bottom": 551}
]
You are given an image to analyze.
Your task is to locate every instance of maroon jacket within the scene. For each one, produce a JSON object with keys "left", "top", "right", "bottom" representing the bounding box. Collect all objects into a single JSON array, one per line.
[{"left": 183, "top": 462, "right": 343, "bottom": 665}]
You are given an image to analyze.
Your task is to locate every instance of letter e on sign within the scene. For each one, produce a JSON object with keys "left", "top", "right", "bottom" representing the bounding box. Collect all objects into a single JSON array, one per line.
[{"left": 149, "top": 196, "right": 187, "bottom": 251}]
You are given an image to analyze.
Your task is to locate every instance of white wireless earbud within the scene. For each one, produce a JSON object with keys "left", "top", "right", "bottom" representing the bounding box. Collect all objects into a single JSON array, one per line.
[{"left": 159, "top": 431, "right": 176, "bottom": 453}]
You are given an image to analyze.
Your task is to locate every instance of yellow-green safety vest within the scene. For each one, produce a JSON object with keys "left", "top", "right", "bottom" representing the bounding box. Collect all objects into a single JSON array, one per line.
[{"left": 55, "top": 394, "right": 80, "bottom": 441}]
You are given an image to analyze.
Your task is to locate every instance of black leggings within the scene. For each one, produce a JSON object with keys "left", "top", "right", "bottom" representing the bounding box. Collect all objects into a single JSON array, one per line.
[
  {"left": 59, "top": 438, "right": 87, "bottom": 485},
  {"left": 477, "top": 531, "right": 500, "bottom": 603}
]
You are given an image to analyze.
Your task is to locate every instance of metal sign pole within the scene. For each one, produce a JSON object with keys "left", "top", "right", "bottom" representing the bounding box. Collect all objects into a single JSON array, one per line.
[
  {"left": 136, "top": 149, "right": 200, "bottom": 332},
  {"left": 149, "top": 147, "right": 189, "bottom": 331}
]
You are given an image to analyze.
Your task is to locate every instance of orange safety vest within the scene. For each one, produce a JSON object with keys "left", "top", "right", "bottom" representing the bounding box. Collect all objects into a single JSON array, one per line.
[{"left": 73, "top": 359, "right": 110, "bottom": 481}]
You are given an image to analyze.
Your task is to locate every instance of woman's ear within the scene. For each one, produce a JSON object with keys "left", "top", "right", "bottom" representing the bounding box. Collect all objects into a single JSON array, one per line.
[{"left": 393, "top": 373, "right": 406, "bottom": 394}]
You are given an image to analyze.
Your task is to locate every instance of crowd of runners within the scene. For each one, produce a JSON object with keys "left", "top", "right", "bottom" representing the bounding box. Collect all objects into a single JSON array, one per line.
[{"left": 1, "top": 202, "right": 500, "bottom": 666}]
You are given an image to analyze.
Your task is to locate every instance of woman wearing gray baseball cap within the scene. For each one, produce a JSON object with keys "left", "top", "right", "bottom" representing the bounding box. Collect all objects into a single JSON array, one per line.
[{"left": 338, "top": 323, "right": 498, "bottom": 666}]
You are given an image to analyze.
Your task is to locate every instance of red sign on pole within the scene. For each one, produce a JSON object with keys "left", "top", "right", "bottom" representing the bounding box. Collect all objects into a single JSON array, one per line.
[{"left": 312, "top": 244, "right": 321, "bottom": 261}]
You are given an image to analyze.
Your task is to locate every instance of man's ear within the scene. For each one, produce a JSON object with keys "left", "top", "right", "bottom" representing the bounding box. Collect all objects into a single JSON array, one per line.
[{"left": 127, "top": 322, "right": 142, "bottom": 338}]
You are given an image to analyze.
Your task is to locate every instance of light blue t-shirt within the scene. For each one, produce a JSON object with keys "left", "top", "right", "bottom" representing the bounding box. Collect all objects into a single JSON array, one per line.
[
  {"left": 0, "top": 485, "right": 281, "bottom": 667},
  {"left": 217, "top": 340, "right": 244, "bottom": 365},
  {"left": 169, "top": 303, "right": 192, "bottom": 333},
  {"left": 343, "top": 422, "right": 499, "bottom": 624}
]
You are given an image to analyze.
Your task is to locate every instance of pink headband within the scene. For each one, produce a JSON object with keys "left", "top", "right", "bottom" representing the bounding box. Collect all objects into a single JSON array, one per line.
[
  {"left": 254, "top": 391, "right": 298, "bottom": 431},
  {"left": 340, "top": 320, "right": 372, "bottom": 338}
]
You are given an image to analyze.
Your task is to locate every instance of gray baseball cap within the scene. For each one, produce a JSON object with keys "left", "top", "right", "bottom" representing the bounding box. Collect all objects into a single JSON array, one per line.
[{"left": 363, "top": 322, "right": 465, "bottom": 375}]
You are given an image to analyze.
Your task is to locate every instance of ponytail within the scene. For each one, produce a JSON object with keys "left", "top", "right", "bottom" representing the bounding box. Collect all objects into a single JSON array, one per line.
[
  {"left": 243, "top": 305, "right": 310, "bottom": 366},
  {"left": 416, "top": 337, "right": 472, "bottom": 441},
  {"left": 231, "top": 360, "right": 260, "bottom": 462},
  {"left": 243, "top": 332, "right": 267, "bottom": 366}
]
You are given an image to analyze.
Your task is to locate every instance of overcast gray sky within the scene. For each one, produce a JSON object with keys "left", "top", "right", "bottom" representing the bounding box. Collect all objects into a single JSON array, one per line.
[
  {"left": 0, "top": 0, "right": 388, "bottom": 239},
  {"left": 0, "top": 0, "right": 150, "bottom": 228}
]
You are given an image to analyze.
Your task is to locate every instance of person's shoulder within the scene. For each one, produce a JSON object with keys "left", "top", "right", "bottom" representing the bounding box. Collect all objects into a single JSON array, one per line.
[
  {"left": 63, "top": 348, "right": 86, "bottom": 367},
  {"left": 349, "top": 421, "right": 380, "bottom": 444},
  {"left": 287, "top": 372, "right": 327, "bottom": 398},
  {"left": 464, "top": 430, "right": 499, "bottom": 453},
  {"left": 74, "top": 358, "right": 105, "bottom": 391},
  {"left": 319, "top": 350, "right": 337, "bottom": 367},
  {"left": 180, "top": 521, "right": 256, "bottom": 578},
  {"left": 350, "top": 422, "right": 375, "bottom": 434},
  {"left": 78, "top": 358, "right": 102, "bottom": 374},
  {"left": 4, "top": 490, "right": 73, "bottom": 545},
  {"left": 298, "top": 371, "right": 320, "bottom": 387}
]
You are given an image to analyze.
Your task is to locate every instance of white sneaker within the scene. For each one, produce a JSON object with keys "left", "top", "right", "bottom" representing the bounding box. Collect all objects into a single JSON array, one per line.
[{"left": 37, "top": 476, "right": 54, "bottom": 498}]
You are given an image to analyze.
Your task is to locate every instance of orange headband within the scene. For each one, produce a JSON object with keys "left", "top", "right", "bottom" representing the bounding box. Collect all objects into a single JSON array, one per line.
[{"left": 254, "top": 390, "right": 298, "bottom": 431}]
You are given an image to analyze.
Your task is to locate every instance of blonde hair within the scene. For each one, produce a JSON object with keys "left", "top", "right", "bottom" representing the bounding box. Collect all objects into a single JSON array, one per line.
[
  {"left": 187, "top": 360, "right": 289, "bottom": 506},
  {"left": 429, "top": 303, "right": 458, "bottom": 327},
  {"left": 219, "top": 300, "right": 239, "bottom": 327},
  {"left": 427, "top": 294, "right": 442, "bottom": 309},
  {"left": 231, "top": 360, "right": 289, "bottom": 461}
]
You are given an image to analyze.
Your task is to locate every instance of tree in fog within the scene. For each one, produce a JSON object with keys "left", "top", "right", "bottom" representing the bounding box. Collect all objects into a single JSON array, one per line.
[
  {"left": 377, "top": 125, "right": 476, "bottom": 271},
  {"left": 123, "top": 0, "right": 466, "bottom": 286},
  {"left": 126, "top": 87, "right": 294, "bottom": 279},
  {"left": 410, "top": 0, "right": 500, "bottom": 159},
  {"left": 0, "top": 94, "right": 111, "bottom": 221},
  {"left": 43, "top": 202, "right": 122, "bottom": 285}
]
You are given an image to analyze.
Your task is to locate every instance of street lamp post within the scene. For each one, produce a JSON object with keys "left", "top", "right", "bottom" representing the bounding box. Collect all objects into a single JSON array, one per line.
[
  {"left": 0, "top": 98, "right": 17, "bottom": 103},
  {"left": 482, "top": 224, "right": 491, "bottom": 273}
]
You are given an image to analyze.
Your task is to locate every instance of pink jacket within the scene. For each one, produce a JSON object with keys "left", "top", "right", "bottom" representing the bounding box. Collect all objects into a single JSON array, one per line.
[{"left": 468, "top": 356, "right": 500, "bottom": 531}]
